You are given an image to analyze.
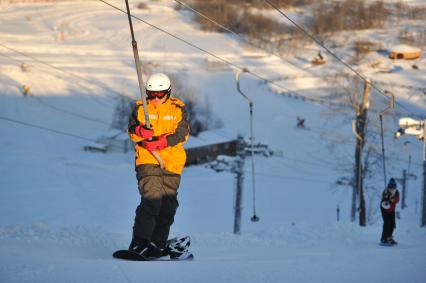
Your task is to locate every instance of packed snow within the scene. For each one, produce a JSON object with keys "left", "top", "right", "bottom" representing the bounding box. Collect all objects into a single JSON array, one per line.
[
  {"left": 0, "top": 1, "right": 425, "bottom": 283},
  {"left": 390, "top": 44, "right": 421, "bottom": 53}
]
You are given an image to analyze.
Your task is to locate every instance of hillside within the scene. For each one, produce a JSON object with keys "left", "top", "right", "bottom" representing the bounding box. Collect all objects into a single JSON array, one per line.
[{"left": 0, "top": 1, "right": 425, "bottom": 282}]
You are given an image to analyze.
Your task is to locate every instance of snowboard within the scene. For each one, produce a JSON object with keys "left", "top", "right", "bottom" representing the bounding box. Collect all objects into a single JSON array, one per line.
[
  {"left": 112, "top": 250, "right": 194, "bottom": 261},
  {"left": 379, "top": 242, "right": 398, "bottom": 247},
  {"left": 113, "top": 236, "right": 193, "bottom": 261}
]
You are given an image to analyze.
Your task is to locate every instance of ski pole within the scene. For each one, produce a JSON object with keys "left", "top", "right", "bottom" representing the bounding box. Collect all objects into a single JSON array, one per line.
[{"left": 124, "top": 0, "right": 164, "bottom": 168}]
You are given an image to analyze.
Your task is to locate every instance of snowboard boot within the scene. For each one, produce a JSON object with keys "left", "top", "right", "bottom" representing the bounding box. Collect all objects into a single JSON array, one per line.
[
  {"left": 129, "top": 238, "right": 163, "bottom": 260},
  {"left": 387, "top": 237, "right": 397, "bottom": 245},
  {"left": 163, "top": 236, "right": 191, "bottom": 259}
]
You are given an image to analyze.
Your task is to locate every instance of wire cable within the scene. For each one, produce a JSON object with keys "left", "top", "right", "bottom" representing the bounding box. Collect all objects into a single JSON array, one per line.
[
  {"left": 173, "top": 0, "right": 315, "bottom": 75},
  {"left": 98, "top": 0, "right": 345, "bottom": 108},
  {"left": 263, "top": 0, "right": 422, "bottom": 118},
  {"left": 33, "top": 97, "right": 110, "bottom": 126},
  {"left": 0, "top": 43, "right": 95, "bottom": 92},
  {"left": 0, "top": 51, "right": 114, "bottom": 109},
  {"left": 172, "top": 0, "right": 357, "bottom": 109},
  {"left": 0, "top": 115, "right": 97, "bottom": 142},
  {"left": 0, "top": 42, "right": 128, "bottom": 101},
  {"left": 177, "top": 0, "right": 425, "bottom": 116},
  {"left": 0, "top": 51, "right": 116, "bottom": 122},
  {"left": 256, "top": 171, "right": 331, "bottom": 184}
]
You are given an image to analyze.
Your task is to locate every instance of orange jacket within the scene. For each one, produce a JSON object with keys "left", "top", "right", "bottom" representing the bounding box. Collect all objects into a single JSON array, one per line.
[{"left": 128, "top": 97, "right": 190, "bottom": 175}]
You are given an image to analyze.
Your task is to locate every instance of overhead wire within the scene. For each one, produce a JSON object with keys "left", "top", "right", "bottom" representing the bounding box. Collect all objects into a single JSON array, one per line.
[
  {"left": 0, "top": 42, "right": 129, "bottom": 102},
  {"left": 8, "top": 1, "right": 419, "bottom": 117},
  {"left": 0, "top": 115, "right": 97, "bottom": 142},
  {"left": 174, "top": 0, "right": 352, "bottom": 108},
  {"left": 0, "top": 113, "right": 359, "bottom": 185},
  {"left": 261, "top": 0, "right": 424, "bottom": 185},
  {"left": 3, "top": 2, "right": 422, "bottom": 167},
  {"left": 0, "top": 5, "right": 334, "bottom": 147},
  {"left": 0, "top": 43, "right": 95, "bottom": 93},
  {"left": 272, "top": 158, "right": 334, "bottom": 177},
  {"left": 172, "top": 0, "right": 383, "bottom": 106},
  {"left": 0, "top": 50, "right": 115, "bottom": 124},
  {"left": 0, "top": 52, "right": 113, "bottom": 109},
  {"left": 255, "top": 171, "right": 332, "bottom": 184},
  {"left": 33, "top": 97, "right": 110, "bottom": 126},
  {"left": 173, "top": 0, "right": 316, "bottom": 75},
  {"left": 1, "top": 0, "right": 422, "bottom": 191},
  {"left": 98, "top": 0, "right": 345, "bottom": 108},
  {"left": 172, "top": 0, "right": 360, "bottom": 110},
  {"left": 263, "top": 0, "right": 423, "bottom": 119}
]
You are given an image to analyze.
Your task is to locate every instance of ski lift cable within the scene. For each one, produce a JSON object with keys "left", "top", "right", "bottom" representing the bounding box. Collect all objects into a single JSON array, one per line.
[
  {"left": 0, "top": 49, "right": 96, "bottom": 95},
  {"left": 0, "top": 52, "right": 114, "bottom": 109},
  {"left": 33, "top": 97, "right": 110, "bottom": 126},
  {"left": 0, "top": 53, "right": 111, "bottom": 109},
  {"left": 0, "top": 43, "right": 95, "bottom": 93},
  {"left": 0, "top": 43, "right": 128, "bottom": 101},
  {"left": 263, "top": 0, "right": 421, "bottom": 118},
  {"left": 0, "top": 44, "right": 143, "bottom": 126},
  {"left": 0, "top": 115, "right": 97, "bottom": 142},
  {"left": 98, "top": 0, "right": 344, "bottom": 108},
  {"left": 273, "top": 159, "right": 334, "bottom": 176},
  {"left": 173, "top": 0, "right": 376, "bottom": 109},
  {"left": 256, "top": 172, "right": 331, "bottom": 184},
  {"left": 173, "top": 0, "right": 318, "bottom": 76},
  {"left": 0, "top": 51, "right": 116, "bottom": 122},
  {"left": 280, "top": 156, "right": 337, "bottom": 170},
  {"left": 174, "top": 0, "right": 355, "bottom": 108}
]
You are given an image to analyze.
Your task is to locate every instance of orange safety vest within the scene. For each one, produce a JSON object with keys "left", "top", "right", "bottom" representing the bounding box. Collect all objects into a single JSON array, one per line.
[{"left": 128, "top": 97, "right": 190, "bottom": 175}]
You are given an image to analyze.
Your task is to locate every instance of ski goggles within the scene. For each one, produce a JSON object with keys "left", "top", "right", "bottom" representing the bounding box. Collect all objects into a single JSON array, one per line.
[{"left": 146, "top": 90, "right": 168, "bottom": 99}]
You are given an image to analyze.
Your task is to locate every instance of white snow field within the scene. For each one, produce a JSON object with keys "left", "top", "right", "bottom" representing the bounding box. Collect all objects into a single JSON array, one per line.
[{"left": 0, "top": 1, "right": 425, "bottom": 283}]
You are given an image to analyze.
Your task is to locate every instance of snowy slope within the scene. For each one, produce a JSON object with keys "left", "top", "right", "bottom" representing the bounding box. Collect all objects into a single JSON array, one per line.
[{"left": 1, "top": 1, "right": 425, "bottom": 283}]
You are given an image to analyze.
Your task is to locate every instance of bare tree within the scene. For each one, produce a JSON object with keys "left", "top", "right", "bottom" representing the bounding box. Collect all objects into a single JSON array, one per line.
[
  {"left": 324, "top": 76, "right": 395, "bottom": 225},
  {"left": 111, "top": 95, "right": 133, "bottom": 130},
  {"left": 169, "top": 74, "right": 223, "bottom": 136}
]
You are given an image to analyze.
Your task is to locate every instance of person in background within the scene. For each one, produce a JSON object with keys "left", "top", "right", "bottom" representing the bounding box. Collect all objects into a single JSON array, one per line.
[
  {"left": 380, "top": 178, "right": 400, "bottom": 245},
  {"left": 296, "top": 116, "right": 305, "bottom": 129}
]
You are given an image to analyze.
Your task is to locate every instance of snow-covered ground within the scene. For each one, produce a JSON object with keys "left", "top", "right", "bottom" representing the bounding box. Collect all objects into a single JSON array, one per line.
[{"left": 0, "top": 1, "right": 425, "bottom": 282}]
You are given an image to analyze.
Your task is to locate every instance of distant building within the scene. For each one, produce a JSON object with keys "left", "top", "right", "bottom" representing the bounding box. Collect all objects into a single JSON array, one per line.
[
  {"left": 84, "top": 128, "right": 241, "bottom": 166},
  {"left": 84, "top": 130, "right": 132, "bottom": 154},
  {"left": 389, "top": 45, "right": 421, "bottom": 60},
  {"left": 184, "top": 129, "right": 238, "bottom": 166}
]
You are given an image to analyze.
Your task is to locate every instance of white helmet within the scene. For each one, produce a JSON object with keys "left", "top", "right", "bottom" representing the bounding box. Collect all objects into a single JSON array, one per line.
[{"left": 146, "top": 73, "right": 171, "bottom": 98}]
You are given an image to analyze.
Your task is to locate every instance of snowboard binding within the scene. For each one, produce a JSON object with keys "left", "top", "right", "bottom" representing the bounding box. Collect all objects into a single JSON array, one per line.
[{"left": 163, "top": 236, "right": 192, "bottom": 260}]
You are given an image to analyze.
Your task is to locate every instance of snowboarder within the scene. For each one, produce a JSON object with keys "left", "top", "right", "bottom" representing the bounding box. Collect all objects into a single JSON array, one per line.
[
  {"left": 380, "top": 178, "right": 400, "bottom": 245},
  {"left": 296, "top": 116, "right": 305, "bottom": 129},
  {"left": 126, "top": 73, "right": 190, "bottom": 259}
]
